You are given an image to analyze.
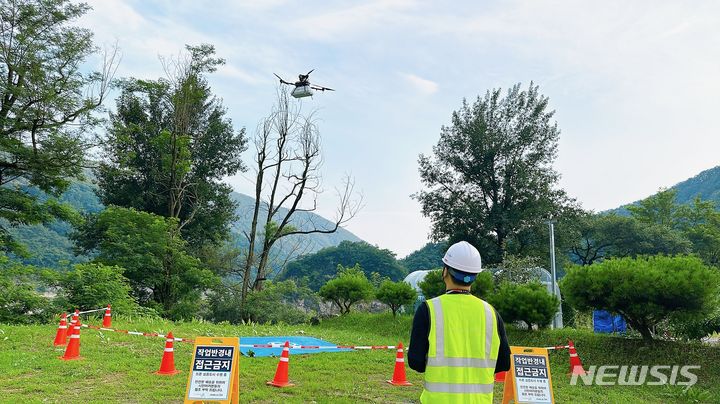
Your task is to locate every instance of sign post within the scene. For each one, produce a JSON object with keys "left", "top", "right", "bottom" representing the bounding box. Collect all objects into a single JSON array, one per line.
[
  {"left": 185, "top": 337, "right": 240, "bottom": 404},
  {"left": 502, "top": 346, "right": 555, "bottom": 404}
]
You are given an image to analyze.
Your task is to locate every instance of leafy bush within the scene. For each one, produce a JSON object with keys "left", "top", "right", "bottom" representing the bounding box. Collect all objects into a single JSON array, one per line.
[
  {"left": 488, "top": 282, "right": 559, "bottom": 329},
  {"left": 205, "top": 280, "right": 316, "bottom": 325},
  {"left": 418, "top": 269, "right": 494, "bottom": 300},
  {"left": 417, "top": 269, "right": 444, "bottom": 299},
  {"left": 318, "top": 264, "right": 374, "bottom": 314},
  {"left": 244, "top": 280, "right": 318, "bottom": 324},
  {"left": 376, "top": 280, "right": 417, "bottom": 316},
  {"left": 668, "top": 304, "right": 720, "bottom": 341},
  {"left": 72, "top": 206, "right": 219, "bottom": 319},
  {"left": 204, "top": 282, "right": 245, "bottom": 324},
  {"left": 0, "top": 256, "right": 57, "bottom": 324},
  {"left": 61, "top": 263, "right": 139, "bottom": 314},
  {"left": 471, "top": 271, "right": 494, "bottom": 299},
  {"left": 561, "top": 255, "right": 720, "bottom": 341}
]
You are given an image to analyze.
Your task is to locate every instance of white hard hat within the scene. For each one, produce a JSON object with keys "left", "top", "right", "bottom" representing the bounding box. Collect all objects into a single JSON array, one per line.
[{"left": 442, "top": 241, "right": 482, "bottom": 274}]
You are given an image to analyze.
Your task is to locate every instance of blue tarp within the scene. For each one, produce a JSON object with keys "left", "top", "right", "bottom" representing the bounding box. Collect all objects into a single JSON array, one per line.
[
  {"left": 239, "top": 336, "right": 352, "bottom": 357},
  {"left": 593, "top": 310, "right": 627, "bottom": 334}
]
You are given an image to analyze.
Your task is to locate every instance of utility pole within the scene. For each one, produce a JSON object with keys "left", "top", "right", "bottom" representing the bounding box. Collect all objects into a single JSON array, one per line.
[{"left": 546, "top": 219, "right": 563, "bottom": 329}]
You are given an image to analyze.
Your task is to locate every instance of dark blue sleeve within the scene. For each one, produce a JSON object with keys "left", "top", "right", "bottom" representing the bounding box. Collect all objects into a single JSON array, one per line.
[
  {"left": 494, "top": 311, "right": 511, "bottom": 373},
  {"left": 408, "top": 302, "right": 429, "bottom": 373}
]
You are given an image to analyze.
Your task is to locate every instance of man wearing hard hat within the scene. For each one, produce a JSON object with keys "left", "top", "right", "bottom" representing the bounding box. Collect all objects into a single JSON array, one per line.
[{"left": 408, "top": 241, "right": 511, "bottom": 404}]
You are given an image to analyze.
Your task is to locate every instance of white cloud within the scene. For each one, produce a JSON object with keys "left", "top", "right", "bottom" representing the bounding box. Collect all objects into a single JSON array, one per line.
[
  {"left": 216, "top": 64, "right": 264, "bottom": 85},
  {"left": 284, "top": 0, "right": 417, "bottom": 41},
  {"left": 401, "top": 73, "right": 438, "bottom": 95}
]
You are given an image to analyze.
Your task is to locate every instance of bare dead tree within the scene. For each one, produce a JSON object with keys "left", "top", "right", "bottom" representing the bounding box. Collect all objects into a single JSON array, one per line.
[{"left": 239, "top": 89, "right": 362, "bottom": 301}]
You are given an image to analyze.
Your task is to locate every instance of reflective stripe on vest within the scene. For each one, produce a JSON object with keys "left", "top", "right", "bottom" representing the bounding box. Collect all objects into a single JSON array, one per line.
[
  {"left": 424, "top": 381, "right": 495, "bottom": 394},
  {"left": 421, "top": 294, "right": 499, "bottom": 404}
]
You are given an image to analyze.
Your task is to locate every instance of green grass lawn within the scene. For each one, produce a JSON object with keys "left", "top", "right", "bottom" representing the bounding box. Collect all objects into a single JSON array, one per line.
[{"left": 1, "top": 313, "right": 719, "bottom": 403}]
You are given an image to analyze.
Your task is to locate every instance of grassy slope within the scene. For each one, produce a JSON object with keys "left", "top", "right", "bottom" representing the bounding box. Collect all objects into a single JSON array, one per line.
[{"left": 0, "top": 314, "right": 719, "bottom": 403}]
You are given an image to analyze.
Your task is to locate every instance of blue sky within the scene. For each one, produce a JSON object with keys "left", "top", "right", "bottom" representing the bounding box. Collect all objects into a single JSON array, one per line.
[{"left": 80, "top": 0, "right": 720, "bottom": 257}]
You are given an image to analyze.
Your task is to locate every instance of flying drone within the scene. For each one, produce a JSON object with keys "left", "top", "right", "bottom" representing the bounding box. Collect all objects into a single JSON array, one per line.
[{"left": 274, "top": 69, "right": 334, "bottom": 98}]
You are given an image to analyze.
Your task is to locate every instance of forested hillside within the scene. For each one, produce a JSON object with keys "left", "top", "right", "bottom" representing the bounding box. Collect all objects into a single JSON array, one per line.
[
  {"left": 612, "top": 165, "right": 720, "bottom": 214},
  {"left": 7, "top": 183, "right": 361, "bottom": 270},
  {"left": 278, "top": 241, "right": 407, "bottom": 289},
  {"left": 399, "top": 241, "right": 446, "bottom": 271}
]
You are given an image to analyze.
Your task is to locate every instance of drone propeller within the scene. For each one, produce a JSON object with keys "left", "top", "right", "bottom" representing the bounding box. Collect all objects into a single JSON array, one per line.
[
  {"left": 306, "top": 69, "right": 314, "bottom": 76},
  {"left": 273, "top": 73, "right": 293, "bottom": 86},
  {"left": 310, "top": 84, "right": 334, "bottom": 92}
]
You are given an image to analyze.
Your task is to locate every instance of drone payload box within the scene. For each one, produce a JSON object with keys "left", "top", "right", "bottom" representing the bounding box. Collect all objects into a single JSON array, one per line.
[{"left": 291, "top": 85, "right": 313, "bottom": 98}]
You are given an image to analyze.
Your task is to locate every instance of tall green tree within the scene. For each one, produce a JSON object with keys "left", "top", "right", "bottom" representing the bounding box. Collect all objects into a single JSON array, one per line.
[
  {"left": 627, "top": 188, "right": 680, "bottom": 228},
  {"left": 414, "top": 83, "right": 578, "bottom": 265},
  {"left": 568, "top": 213, "right": 691, "bottom": 265},
  {"left": 73, "top": 206, "right": 217, "bottom": 319},
  {"left": 623, "top": 188, "right": 720, "bottom": 266},
  {"left": 676, "top": 197, "right": 720, "bottom": 266},
  {"left": 94, "top": 44, "right": 246, "bottom": 250},
  {"left": 0, "top": 0, "right": 116, "bottom": 254}
]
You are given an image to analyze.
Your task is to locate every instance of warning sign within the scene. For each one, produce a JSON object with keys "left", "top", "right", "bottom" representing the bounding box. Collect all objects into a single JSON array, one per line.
[
  {"left": 502, "top": 347, "right": 555, "bottom": 404},
  {"left": 185, "top": 337, "right": 239, "bottom": 404}
]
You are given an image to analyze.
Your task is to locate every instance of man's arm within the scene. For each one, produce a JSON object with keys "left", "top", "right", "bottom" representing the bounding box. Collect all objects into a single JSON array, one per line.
[
  {"left": 494, "top": 310, "right": 511, "bottom": 373},
  {"left": 407, "top": 302, "right": 430, "bottom": 373}
]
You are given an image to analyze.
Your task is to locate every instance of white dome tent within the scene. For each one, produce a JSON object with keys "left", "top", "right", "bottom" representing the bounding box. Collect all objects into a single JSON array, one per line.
[{"left": 403, "top": 270, "right": 432, "bottom": 296}]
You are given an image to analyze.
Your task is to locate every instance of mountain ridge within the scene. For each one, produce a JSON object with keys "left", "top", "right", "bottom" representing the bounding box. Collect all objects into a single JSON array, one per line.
[
  {"left": 609, "top": 165, "right": 720, "bottom": 214},
  {"left": 8, "top": 182, "right": 362, "bottom": 269}
]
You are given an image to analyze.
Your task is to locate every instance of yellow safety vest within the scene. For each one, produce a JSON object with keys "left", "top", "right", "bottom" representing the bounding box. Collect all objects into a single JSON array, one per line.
[{"left": 421, "top": 293, "right": 500, "bottom": 404}]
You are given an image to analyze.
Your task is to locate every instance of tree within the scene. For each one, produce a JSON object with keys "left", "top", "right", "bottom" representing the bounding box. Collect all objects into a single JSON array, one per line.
[
  {"left": 673, "top": 197, "right": 720, "bottom": 266},
  {"left": 626, "top": 188, "right": 720, "bottom": 265},
  {"left": 568, "top": 213, "right": 691, "bottom": 265},
  {"left": 94, "top": 44, "right": 246, "bottom": 250},
  {"left": 470, "top": 271, "right": 494, "bottom": 300},
  {"left": 417, "top": 269, "right": 445, "bottom": 299},
  {"left": 279, "top": 240, "right": 406, "bottom": 291},
  {"left": 400, "top": 242, "right": 447, "bottom": 271},
  {"left": 414, "top": 83, "right": 577, "bottom": 265},
  {"left": 239, "top": 89, "right": 361, "bottom": 300},
  {"left": 73, "top": 206, "right": 217, "bottom": 319},
  {"left": 376, "top": 280, "right": 417, "bottom": 317},
  {"left": 627, "top": 188, "right": 679, "bottom": 228},
  {"left": 61, "top": 263, "right": 138, "bottom": 314},
  {"left": 0, "top": 253, "right": 56, "bottom": 324},
  {"left": 0, "top": 0, "right": 117, "bottom": 254},
  {"left": 318, "top": 264, "right": 374, "bottom": 314},
  {"left": 488, "top": 282, "right": 559, "bottom": 330},
  {"left": 561, "top": 255, "right": 719, "bottom": 341},
  {"left": 490, "top": 254, "right": 545, "bottom": 285},
  {"left": 243, "top": 280, "right": 318, "bottom": 325}
]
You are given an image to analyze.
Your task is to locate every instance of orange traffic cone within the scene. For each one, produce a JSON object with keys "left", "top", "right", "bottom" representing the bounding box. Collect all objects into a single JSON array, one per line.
[
  {"left": 60, "top": 318, "right": 82, "bottom": 360},
  {"left": 103, "top": 304, "right": 112, "bottom": 327},
  {"left": 66, "top": 310, "right": 79, "bottom": 344},
  {"left": 387, "top": 342, "right": 412, "bottom": 386},
  {"left": 267, "top": 341, "right": 294, "bottom": 387},
  {"left": 568, "top": 340, "right": 587, "bottom": 375},
  {"left": 495, "top": 371, "right": 507, "bottom": 383},
  {"left": 155, "top": 332, "right": 180, "bottom": 375},
  {"left": 53, "top": 313, "right": 68, "bottom": 346}
]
